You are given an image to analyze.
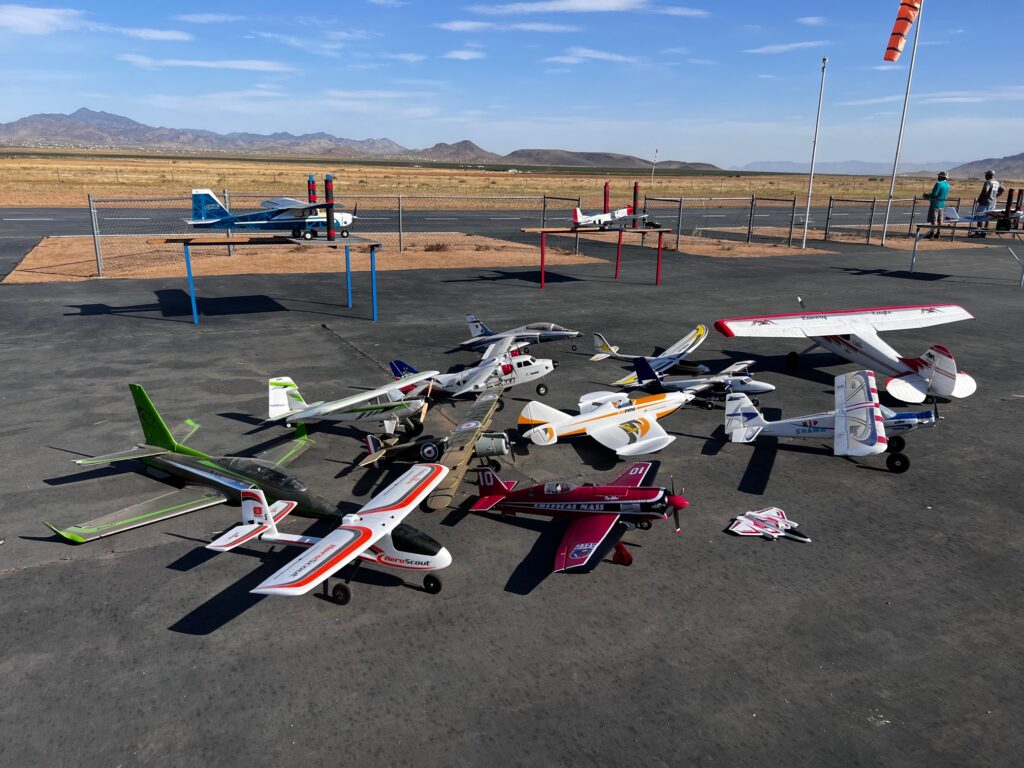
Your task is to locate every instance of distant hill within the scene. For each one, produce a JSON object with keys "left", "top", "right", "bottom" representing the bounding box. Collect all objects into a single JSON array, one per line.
[
  {"left": 951, "top": 152, "right": 1024, "bottom": 180},
  {"left": 739, "top": 160, "right": 962, "bottom": 175},
  {"left": 0, "top": 108, "right": 720, "bottom": 170}
]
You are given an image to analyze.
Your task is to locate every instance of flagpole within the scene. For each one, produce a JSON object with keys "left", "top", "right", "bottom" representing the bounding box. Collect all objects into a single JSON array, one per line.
[
  {"left": 880, "top": 0, "right": 924, "bottom": 246},
  {"left": 802, "top": 56, "right": 828, "bottom": 249}
]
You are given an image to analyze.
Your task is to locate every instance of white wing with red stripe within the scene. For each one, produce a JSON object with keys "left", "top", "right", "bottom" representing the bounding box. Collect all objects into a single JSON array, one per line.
[
  {"left": 834, "top": 370, "right": 887, "bottom": 457},
  {"left": 251, "top": 463, "right": 448, "bottom": 596},
  {"left": 715, "top": 304, "right": 974, "bottom": 339}
]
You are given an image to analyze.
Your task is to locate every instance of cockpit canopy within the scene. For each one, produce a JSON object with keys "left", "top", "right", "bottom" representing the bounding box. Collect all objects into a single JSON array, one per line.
[
  {"left": 524, "top": 323, "right": 568, "bottom": 332},
  {"left": 221, "top": 457, "right": 308, "bottom": 492},
  {"left": 543, "top": 481, "right": 577, "bottom": 495}
]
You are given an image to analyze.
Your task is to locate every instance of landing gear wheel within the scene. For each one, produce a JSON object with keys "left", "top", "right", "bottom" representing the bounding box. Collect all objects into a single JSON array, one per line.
[
  {"left": 302, "top": 230, "right": 314, "bottom": 240},
  {"left": 751, "top": 398, "right": 760, "bottom": 407},
  {"left": 887, "top": 435, "right": 906, "bottom": 453},
  {"left": 571, "top": 344, "right": 578, "bottom": 352},
  {"left": 340, "top": 229, "right": 350, "bottom": 238},
  {"left": 331, "top": 583, "right": 352, "bottom": 605},
  {"left": 418, "top": 441, "right": 441, "bottom": 461},
  {"left": 423, "top": 574, "right": 442, "bottom": 594},
  {"left": 522, "top": 346, "right": 531, "bottom": 354},
  {"left": 786, "top": 351, "right": 800, "bottom": 368},
  {"left": 702, "top": 400, "right": 715, "bottom": 411},
  {"left": 495, "top": 399, "right": 505, "bottom": 412},
  {"left": 292, "top": 228, "right": 302, "bottom": 239},
  {"left": 886, "top": 452, "right": 910, "bottom": 473},
  {"left": 536, "top": 383, "right": 549, "bottom": 396},
  {"left": 638, "top": 520, "right": 652, "bottom": 531},
  {"left": 925, "top": 395, "right": 936, "bottom": 405}
]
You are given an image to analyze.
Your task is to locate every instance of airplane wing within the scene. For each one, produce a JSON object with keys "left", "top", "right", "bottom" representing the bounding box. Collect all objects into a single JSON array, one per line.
[
  {"left": 834, "top": 370, "right": 887, "bottom": 457},
  {"left": 587, "top": 417, "right": 675, "bottom": 457},
  {"left": 554, "top": 514, "right": 622, "bottom": 572},
  {"left": 253, "top": 426, "right": 314, "bottom": 467},
  {"left": 718, "top": 360, "right": 756, "bottom": 376},
  {"left": 259, "top": 197, "right": 311, "bottom": 210},
  {"left": 728, "top": 516, "right": 770, "bottom": 537},
  {"left": 480, "top": 336, "right": 514, "bottom": 362},
  {"left": 607, "top": 462, "right": 655, "bottom": 488},
  {"left": 452, "top": 365, "right": 500, "bottom": 398},
  {"left": 293, "top": 371, "right": 438, "bottom": 420},
  {"left": 44, "top": 485, "right": 228, "bottom": 543},
  {"left": 252, "top": 463, "right": 447, "bottom": 596},
  {"left": 715, "top": 304, "right": 974, "bottom": 339},
  {"left": 662, "top": 324, "right": 709, "bottom": 357},
  {"left": 73, "top": 446, "right": 168, "bottom": 466}
]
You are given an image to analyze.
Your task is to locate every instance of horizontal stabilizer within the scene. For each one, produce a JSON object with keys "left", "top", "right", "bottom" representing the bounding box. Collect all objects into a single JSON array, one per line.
[
  {"left": 207, "top": 521, "right": 266, "bottom": 552},
  {"left": 885, "top": 375, "right": 929, "bottom": 404},
  {"left": 74, "top": 446, "right": 167, "bottom": 466},
  {"left": 470, "top": 495, "right": 507, "bottom": 512},
  {"left": 834, "top": 370, "right": 887, "bottom": 457}
]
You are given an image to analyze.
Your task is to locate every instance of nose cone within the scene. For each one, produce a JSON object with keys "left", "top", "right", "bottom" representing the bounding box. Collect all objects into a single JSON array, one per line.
[
  {"left": 668, "top": 495, "right": 689, "bottom": 510},
  {"left": 750, "top": 381, "right": 776, "bottom": 393},
  {"left": 434, "top": 546, "right": 453, "bottom": 570}
]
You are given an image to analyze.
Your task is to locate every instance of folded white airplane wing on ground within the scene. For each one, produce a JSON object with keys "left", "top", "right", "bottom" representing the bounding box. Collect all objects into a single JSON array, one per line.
[
  {"left": 715, "top": 304, "right": 974, "bottom": 339},
  {"left": 834, "top": 370, "right": 887, "bottom": 457},
  {"left": 587, "top": 416, "right": 675, "bottom": 457}
]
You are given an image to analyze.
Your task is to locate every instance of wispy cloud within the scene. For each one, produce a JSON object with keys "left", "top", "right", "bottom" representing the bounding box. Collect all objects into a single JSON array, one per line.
[
  {"left": 837, "top": 94, "right": 902, "bottom": 107},
  {"left": 872, "top": 63, "right": 903, "bottom": 71},
  {"left": 444, "top": 49, "right": 487, "bottom": 60},
  {"left": 0, "top": 4, "right": 83, "bottom": 33},
  {"left": 119, "top": 54, "right": 294, "bottom": 72},
  {"left": 173, "top": 13, "right": 244, "bottom": 23},
  {"left": 657, "top": 7, "right": 709, "bottom": 16},
  {"left": 796, "top": 16, "right": 825, "bottom": 26},
  {"left": 253, "top": 31, "right": 344, "bottom": 56},
  {"left": 117, "top": 27, "right": 191, "bottom": 41},
  {"left": 368, "top": 0, "right": 407, "bottom": 6},
  {"left": 471, "top": 1, "right": 707, "bottom": 15},
  {"left": 744, "top": 40, "right": 828, "bottom": 54},
  {"left": 544, "top": 46, "right": 641, "bottom": 64},
  {"left": 839, "top": 87, "right": 1024, "bottom": 107},
  {"left": 661, "top": 46, "right": 689, "bottom": 54},
  {"left": 436, "top": 20, "right": 578, "bottom": 31},
  {"left": 382, "top": 52, "right": 427, "bottom": 62},
  {"left": 688, "top": 58, "right": 715, "bottom": 65}
]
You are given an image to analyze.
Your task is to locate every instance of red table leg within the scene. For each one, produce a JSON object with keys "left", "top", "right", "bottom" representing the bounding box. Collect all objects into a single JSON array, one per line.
[
  {"left": 656, "top": 231, "right": 664, "bottom": 285},
  {"left": 615, "top": 229, "right": 623, "bottom": 279},
  {"left": 540, "top": 232, "right": 546, "bottom": 289}
]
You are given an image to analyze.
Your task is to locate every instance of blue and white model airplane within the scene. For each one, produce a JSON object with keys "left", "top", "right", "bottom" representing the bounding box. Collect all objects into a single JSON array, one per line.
[{"left": 187, "top": 189, "right": 356, "bottom": 239}]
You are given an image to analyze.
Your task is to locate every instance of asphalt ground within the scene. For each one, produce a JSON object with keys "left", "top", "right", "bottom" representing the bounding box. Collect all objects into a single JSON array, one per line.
[{"left": 1, "top": 234, "right": 1022, "bottom": 767}]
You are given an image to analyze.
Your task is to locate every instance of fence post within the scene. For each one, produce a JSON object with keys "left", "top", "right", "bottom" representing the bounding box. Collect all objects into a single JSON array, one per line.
[
  {"left": 907, "top": 197, "right": 918, "bottom": 237},
  {"left": 824, "top": 196, "right": 834, "bottom": 240},
  {"left": 574, "top": 195, "right": 580, "bottom": 254},
  {"left": 866, "top": 197, "right": 877, "bottom": 244},
  {"left": 675, "top": 198, "right": 682, "bottom": 252},
  {"left": 223, "top": 188, "right": 234, "bottom": 258},
  {"left": 398, "top": 195, "right": 404, "bottom": 253},
  {"left": 787, "top": 196, "right": 796, "bottom": 246},
  {"left": 541, "top": 195, "right": 548, "bottom": 228},
  {"left": 370, "top": 245, "right": 378, "bottom": 321},
  {"left": 87, "top": 193, "right": 104, "bottom": 278},
  {"left": 745, "top": 194, "right": 755, "bottom": 244}
]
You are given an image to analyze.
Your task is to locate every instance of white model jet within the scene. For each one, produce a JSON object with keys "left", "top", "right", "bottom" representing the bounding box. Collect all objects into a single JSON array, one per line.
[
  {"left": 390, "top": 337, "right": 556, "bottom": 398},
  {"left": 207, "top": 465, "right": 451, "bottom": 604},
  {"left": 459, "top": 313, "right": 581, "bottom": 352},
  {"left": 591, "top": 325, "right": 710, "bottom": 386},
  {"left": 715, "top": 303, "right": 976, "bottom": 404},
  {"left": 728, "top": 508, "right": 811, "bottom": 542},
  {"left": 571, "top": 205, "right": 647, "bottom": 230},
  {"left": 725, "top": 369, "right": 936, "bottom": 473},
  {"left": 519, "top": 391, "right": 693, "bottom": 457},
  {"left": 629, "top": 357, "right": 775, "bottom": 407},
  {"left": 266, "top": 370, "right": 438, "bottom": 435}
]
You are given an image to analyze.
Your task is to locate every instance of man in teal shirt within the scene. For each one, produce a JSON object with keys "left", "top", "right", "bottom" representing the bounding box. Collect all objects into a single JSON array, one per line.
[{"left": 923, "top": 171, "right": 950, "bottom": 239}]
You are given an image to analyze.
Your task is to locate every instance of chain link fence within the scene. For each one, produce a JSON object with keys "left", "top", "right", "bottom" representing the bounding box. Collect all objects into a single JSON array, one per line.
[{"left": 822, "top": 195, "right": 963, "bottom": 243}]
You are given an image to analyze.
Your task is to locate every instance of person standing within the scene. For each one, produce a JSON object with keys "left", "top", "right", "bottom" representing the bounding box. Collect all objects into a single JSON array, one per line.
[
  {"left": 970, "top": 170, "right": 1001, "bottom": 238},
  {"left": 923, "top": 171, "right": 950, "bottom": 239}
]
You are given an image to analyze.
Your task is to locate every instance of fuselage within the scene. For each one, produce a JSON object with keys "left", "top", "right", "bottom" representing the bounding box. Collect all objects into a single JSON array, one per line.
[
  {"left": 291, "top": 397, "right": 423, "bottom": 425},
  {"left": 650, "top": 375, "right": 775, "bottom": 396},
  {"left": 494, "top": 482, "right": 670, "bottom": 523},
  {"left": 410, "top": 355, "right": 555, "bottom": 397},
  {"left": 757, "top": 407, "right": 935, "bottom": 439},
  {"left": 194, "top": 211, "right": 353, "bottom": 233},
  {"left": 548, "top": 393, "right": 688, "bottom": 439},
  {"left": 463, "top": 325, "right": 581, "bottom": 351},
  {"left": 815, "top": 334, "right": 911, "bottom": 380}
]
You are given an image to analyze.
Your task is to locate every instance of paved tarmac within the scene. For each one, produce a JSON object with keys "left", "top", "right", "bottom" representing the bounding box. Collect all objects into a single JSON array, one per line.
[{"left": 1, "top": 235, "right": 1021, "bottom": 766}]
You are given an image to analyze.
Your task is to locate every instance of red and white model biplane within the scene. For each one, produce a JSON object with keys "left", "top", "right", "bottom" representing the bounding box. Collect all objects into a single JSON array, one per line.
[
  {"left": 470, "top": 461, "right": 688, "bottom": 572},
  {"left": 715, "top": 304, "right": 976, "bottom": 404}
]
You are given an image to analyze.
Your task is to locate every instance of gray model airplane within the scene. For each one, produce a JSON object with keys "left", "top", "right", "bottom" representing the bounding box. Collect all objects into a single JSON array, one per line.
[{"left": 459, "top": 313, "right": 581, "bottom": 351}]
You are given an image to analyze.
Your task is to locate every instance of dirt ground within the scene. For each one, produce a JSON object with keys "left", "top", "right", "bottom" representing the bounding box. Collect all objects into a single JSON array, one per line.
[
  {"left": 715, "top": 225, "right": 994, "bottom": 251},
  {"left": 4, "top": 233, "right": 598, "bottom": 283}
]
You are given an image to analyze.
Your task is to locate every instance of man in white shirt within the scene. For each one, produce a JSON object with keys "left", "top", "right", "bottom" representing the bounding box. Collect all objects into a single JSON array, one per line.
[{"left": 970, "top": 170, "right": 1001, "bottom": 238}]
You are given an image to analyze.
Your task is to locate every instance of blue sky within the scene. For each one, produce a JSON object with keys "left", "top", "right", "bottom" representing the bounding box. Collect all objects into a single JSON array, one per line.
[{"left": 0, "top": 1, "right": 1021, "bottom": 166}]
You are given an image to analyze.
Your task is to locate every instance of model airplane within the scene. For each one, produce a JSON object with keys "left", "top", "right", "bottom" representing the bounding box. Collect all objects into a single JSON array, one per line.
[
  {"left": 470, "top": 462, "right": 688, "bottom": 572},
  {"left": 591, "top": 326, "right": 710, "bottom": 386},
  {"left": 459, "top": 313, "right": 581, "bottom": 352},
  {"left": 45, "top": 384, "right": 337, "bottom": 543},
  {"left": 571, "top": 205, "right": 648, "bottom": 230},
  {"left": 206, "top": 467, "right": 451, "bottom": 604},
  {"left": 715, "top": 303, "right": 976, "bottom": 403},
  {"left": 724, "top": 370, "right": 935, "bottom": 473},
  {"left": 188, "top": 189, "right": 356, "bottom": 240},
  {"left": 629, "top": 357, "right": 775, "bottom": 407},
  {"left": 390, "top": 336, "right": 555, "bottom": 399},
  {"left": 519, "top": 390, "right": 692, "bottom": 457},
  {"left": 728, "top": 508, "right": 810, "bottom": 542},
  {"left": 266, "top": 370, "right": 438, "bottom": 436}
]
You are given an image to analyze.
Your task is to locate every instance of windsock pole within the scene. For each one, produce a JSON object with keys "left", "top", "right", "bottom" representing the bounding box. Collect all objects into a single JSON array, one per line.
[
  {"left": 880, "top": 0, "right": 924, "bottom": 246},
  {"left": 802, "top": 57, "right": 828, "bottom": 250},
  {"left": 325, "top": 174, "right": 336, "bottom": 241}
]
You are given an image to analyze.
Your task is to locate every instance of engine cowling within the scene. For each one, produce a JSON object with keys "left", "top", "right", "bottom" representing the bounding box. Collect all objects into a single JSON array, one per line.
[{"left": 474, "top": 432, "right": 510, "bottom": 458}]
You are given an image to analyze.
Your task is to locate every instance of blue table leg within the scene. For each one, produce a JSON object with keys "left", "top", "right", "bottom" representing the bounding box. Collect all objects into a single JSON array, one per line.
[
  {"left": 345, "top": 245, "right": 352, "bottom": 308},
  {"left": 184, "top": 243, "right": 199, "bottom": 325},
  {"left": 370, "top": 246, "right": 378, "bottom": 322}
]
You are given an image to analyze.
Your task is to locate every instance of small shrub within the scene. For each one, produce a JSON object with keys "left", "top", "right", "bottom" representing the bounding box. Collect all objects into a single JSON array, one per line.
[{"left": 424, "top": 243, "right": 450, "bottom": 252}]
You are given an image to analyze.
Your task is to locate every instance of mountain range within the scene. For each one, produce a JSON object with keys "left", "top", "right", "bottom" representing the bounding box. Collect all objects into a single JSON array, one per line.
[
  {"left": 0, "top": 108, "right": 718, "bottom": 171},
  {"left": 738, "top": 160, "right": 964, "bottom": 175},
  {"left": 950, "top": 153, "right": 1024, "bottom": 180}
]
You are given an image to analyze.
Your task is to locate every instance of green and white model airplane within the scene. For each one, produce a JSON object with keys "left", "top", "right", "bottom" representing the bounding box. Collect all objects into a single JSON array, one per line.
[{"left": 45, "top": 384, "right": 340, "bottom": 543}]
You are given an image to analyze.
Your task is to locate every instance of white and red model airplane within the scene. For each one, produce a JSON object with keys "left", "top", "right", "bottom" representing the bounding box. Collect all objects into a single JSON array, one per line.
[
  {"left": 715, "top": 303, "right": 976, "bottom": 404},
  {"left": 571, "top": 205, "right": 647, "bottom": 230},
  {"left": 206, "top": 464, "right": 451, "bottom": 605},
  {"left": 728, "top": 508, "right": 811, "bottom": 542}
]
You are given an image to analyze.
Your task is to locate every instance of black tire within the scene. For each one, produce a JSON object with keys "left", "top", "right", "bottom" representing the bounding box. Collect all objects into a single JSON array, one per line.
[
  {"left": 495, "top": 399, "right": 505, "bottom": 412},
  {"left": 302, "top": 230, "right": 314, "bottom": 241},
  {"left": 423, "top": 574, "right": 442, "bottom": 594},
  {"left": 886, "top": 452, "right": 911, "bottom": 473},
  {"left": 418, "top": 441, "right": 441, "bottom": 461},
  {"left": 291, "top": 228, "right": 302, "bottom": 239},
  {"left": 331, "top": 583, "right": 352, "bottom": 605},
  {"left": 340, "top": 229, "right": 350, "bottom": 238},
  {"left": 751, "top": 398, "right": 760, "bottom": 407},
  {"left": 887, "top": 435, "right": 906, "bottom": 453},
  {"left": 638, "top": 520, "right": 652, "bottom": 531},
  {"left": 786, "top": 351, "right": 800, "bottom": 368},
  {"left": 702, "top": 400, "right": 715, "bottom": 411},
  {"left": 522, "top": 346, "right": 531, "bottom": 354},
  {"left": 536, "top": 383, "right": 549, "bottom": 396},
  {"left": 405, "top": 418, "right": 425, "bottom": 437},
  {"left": 571, "top": 344, "right": 578, "bottom": 352}
]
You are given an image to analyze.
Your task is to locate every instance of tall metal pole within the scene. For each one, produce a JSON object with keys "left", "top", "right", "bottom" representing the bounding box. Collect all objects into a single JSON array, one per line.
[
  {"left": 650, "top": 148, "right": 659, "bottom": 184},
  {"left": 802, "top": 56, "right": 828, "bottom": 250},
  {"left": 880, "top": 0, "right": 923, "bottom": 246}
]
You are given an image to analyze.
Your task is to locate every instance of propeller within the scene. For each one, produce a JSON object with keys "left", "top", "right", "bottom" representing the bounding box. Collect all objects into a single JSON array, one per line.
[
  {"left": 667, "top": 474, "right": 688, "bottom": 535},
  {"left": 351, "top": 203, "right": 359, "bottom": 220},
  {"left": 419, "top": 378, "right": 434, "bottom": 423}
]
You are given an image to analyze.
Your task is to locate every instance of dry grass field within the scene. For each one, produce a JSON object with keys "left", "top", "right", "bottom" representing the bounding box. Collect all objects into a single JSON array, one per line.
[{"left": 2, "top": 147, "right": 1011, "bottom": 208}]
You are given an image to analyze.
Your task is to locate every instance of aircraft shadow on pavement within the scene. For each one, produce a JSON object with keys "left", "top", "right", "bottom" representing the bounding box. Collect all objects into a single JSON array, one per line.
[
  {"left": 716, "top": 349, "right": 838, "bottom": 388},
  {"left": 65, "top": 290, "right": 288, "bottom": 323},
  {"left": 469, "top": 511, "right": 569, "bottom": 596},
  {"left": 832, "top": 266, "right": 948, "bottom": 282},
  {"left": 441, "top": 269, "right": 582, "bottom": 286}
]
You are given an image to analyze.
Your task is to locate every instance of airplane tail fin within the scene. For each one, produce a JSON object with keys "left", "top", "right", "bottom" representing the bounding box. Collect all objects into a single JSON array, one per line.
[
  {"left": 724, "top": 393, "right": 766, "bottom": 442},
  {"left": 917, "top": 345, "right": 977, "bottom": 399},
  {"left": 190, "top": 189, "right": 229, "bottom": 222},
  {"left": 268, "top": 377, "right": 306, "bottom": 420},
  {"left": 632, "top": 357, "right": 661, "bottom": 386},
  {"left": 518, "top": 401, "right": 570, "bottom": 446},
  {"left": 207, "top": 488, "right": 296, "bottom": 552},
  {"left": 470, "top": 466, "right": 518, "bottom": 511},
  {"left": 590, "top": 332, "right": 620, "bottom": 361},
  {"left": 389, "top": 359, "right": 418, "bottom": 379},
  {"left": 466, "top": 312, "right": 493, "bottom": 339},
  {"left": 129, "top": 384, "right": 179, "bottom": 451},
  {"left": 573, "top": 207, "right": 583, "bottom": 224}
]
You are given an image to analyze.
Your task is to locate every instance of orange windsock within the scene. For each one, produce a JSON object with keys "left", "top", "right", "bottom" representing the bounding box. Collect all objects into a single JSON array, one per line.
[{"left": 883, "top": 0, "right": 922, "bottom": 62}]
